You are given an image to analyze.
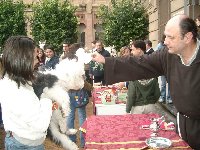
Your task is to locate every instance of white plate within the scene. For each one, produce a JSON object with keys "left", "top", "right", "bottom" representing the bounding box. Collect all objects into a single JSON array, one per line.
[{"left": 146, "top": 137, "right": 172, "bottom": 148}]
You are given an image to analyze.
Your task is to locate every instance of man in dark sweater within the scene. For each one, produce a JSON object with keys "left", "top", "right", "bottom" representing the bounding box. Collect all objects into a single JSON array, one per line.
[{"left": 92, "top": 15, "right": 200, "bottom": 149}]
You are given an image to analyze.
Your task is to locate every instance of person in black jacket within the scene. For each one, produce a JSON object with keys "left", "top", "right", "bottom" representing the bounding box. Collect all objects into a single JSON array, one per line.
[{"left": 144, "top": 40, "right": 154, "bottom": 55}]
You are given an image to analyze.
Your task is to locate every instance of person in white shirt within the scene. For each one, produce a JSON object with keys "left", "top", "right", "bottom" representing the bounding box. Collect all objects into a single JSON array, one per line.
[{"left": 0, "top": 36, "right": 53, "bottom": 150}]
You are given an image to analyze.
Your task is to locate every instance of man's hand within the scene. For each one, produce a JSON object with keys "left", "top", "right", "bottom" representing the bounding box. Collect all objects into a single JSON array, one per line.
[{"left": 91, "top": 52, "right": 105, "bottom": 64}]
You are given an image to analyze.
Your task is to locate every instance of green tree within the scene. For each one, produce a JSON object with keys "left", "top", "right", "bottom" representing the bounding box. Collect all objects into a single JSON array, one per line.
[
  {"left": 0, "top": 0, "right": 26, "bottom": 51},
  {"left": 31, "top": 0, "right": 78, "bottom": 53},
  {"left": 98, "top": 0, "right": 149, "bottom": 51}
]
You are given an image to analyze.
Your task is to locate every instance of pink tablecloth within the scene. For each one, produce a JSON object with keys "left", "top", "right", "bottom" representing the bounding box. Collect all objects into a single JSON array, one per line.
[
  {"left": 92, "top": 87, "right": 111, "bottom": 104},
  {"left": 80, "top": 114, "right": 191, "bottom": 149},
  {"left": 92, "top": 87, "right": 125, "bottom": 114},
  {"left": 92, "top": 87, "right": 110, "bottom": 114}
]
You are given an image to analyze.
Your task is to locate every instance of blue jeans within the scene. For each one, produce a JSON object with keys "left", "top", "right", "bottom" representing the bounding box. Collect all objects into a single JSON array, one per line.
[
  {"left": 160, "top": 76, "right": 171, "bottom": 101},
  {"left": 67, "top": 104, "right": 86, "bottom": 148},
  {"left": 5, "top": 132, "right": 44, "bottom": 150}
]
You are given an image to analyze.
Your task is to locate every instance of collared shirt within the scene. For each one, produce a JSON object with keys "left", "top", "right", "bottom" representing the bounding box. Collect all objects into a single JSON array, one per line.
[
  {"left": 146, "top": 48, "right": 151, "bottom": 53},
  {"left": 45, "top": 57, "right": 50, "bottom": 64},
  {"left": 179, "top": 39, "right": 200, "bottom": 66}
]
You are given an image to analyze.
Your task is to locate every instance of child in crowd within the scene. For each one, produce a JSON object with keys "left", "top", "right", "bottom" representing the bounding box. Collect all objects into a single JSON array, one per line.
[{"left": 0, "top": 36, "right": 53, "bottom": 150}]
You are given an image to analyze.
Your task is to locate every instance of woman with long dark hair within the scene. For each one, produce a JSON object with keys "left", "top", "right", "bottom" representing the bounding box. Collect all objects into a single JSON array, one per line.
[{"left": 0, "top": 36, "right": 53, "bottom": 150}]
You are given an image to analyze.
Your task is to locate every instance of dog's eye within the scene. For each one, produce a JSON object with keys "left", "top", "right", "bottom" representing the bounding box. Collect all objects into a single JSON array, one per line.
[{"left": 82, "top": 74, "right": 86, "bottom": 80}]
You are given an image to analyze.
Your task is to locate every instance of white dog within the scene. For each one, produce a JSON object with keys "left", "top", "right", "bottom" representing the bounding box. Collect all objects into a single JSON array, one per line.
[{"left": 33, "top": 56, "right": 86, "bottom": 150}]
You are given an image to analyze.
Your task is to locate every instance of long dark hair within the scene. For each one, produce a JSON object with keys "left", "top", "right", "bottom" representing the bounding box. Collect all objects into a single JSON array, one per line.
[{"left": 2, "top": 36, "right": 35, "bottom": 88}]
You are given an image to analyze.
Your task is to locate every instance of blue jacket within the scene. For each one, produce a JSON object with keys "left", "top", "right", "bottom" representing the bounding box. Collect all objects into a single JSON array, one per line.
[{"left": 45, "top": 56, "right": 59, "bottom": 70}]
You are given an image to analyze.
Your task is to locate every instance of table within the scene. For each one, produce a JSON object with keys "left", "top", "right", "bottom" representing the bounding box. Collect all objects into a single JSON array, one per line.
[
  {"left": 92, "top": 87, "right": 127, "bottom": 115},
  {"left": 80, "top": 114, "right": 191, "bottom": 149}
]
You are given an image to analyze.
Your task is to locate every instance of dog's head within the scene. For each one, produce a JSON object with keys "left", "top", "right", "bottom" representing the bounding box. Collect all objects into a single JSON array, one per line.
[{"left": 49, "top": 57, "right": 85, "bottom": 91}]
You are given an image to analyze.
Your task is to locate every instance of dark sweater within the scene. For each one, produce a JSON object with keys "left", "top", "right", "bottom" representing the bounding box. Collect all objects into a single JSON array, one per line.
[
  {"left": 105, "top": 46, "right": 200, "bottom": 119},
  {"left": 104, "top": 45, "right": 200, "bottom": 149}
]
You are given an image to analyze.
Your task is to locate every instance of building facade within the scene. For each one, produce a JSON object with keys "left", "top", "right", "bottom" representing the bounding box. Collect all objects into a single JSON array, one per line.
[
  {"left": 142, "top": 0, "right": 200, "bottom": 48},
  {"left": 68, "top": 0, "right": 111, "bottom": 49},
  {"left": 23, "top": 0, "right": 200, "bottom": 49},
  {"left": 23, "top": 0, "right": 111, "bottom": 49}
]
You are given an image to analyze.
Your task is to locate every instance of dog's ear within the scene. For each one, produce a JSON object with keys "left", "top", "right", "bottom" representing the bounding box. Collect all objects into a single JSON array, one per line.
[{"left": 76, "top": 48, "right": 92, "bottom": 64}]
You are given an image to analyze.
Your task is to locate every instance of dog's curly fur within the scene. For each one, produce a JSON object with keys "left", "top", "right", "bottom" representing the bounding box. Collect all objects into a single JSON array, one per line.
[{"left": 33, "top": 57, "right": 85, "bottom": 150}]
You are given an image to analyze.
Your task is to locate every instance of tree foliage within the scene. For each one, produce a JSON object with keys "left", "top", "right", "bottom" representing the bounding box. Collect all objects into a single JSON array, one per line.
[
  {"left": 98, "top": 0, "right": 149, "bottom": 51},
  {"left": 31, "top": 0, "right": 78, "bottom": 53},
  {"left": 0, "top": 0, "right": 26, "bottom": 51}
]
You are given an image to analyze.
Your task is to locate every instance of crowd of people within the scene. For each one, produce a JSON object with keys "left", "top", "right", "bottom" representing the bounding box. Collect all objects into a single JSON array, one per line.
[{"left": 0, "top": 14, "right": 200, "bottom": 149}]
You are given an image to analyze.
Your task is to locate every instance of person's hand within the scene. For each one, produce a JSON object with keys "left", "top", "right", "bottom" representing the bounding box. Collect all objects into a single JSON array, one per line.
[{"left": 91, "top": 52, "right": 105, "bottom": 64}]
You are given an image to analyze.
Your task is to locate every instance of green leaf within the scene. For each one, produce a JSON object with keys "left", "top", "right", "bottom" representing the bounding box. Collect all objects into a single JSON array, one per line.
[
  {"left": 31, "top": 0, "right": 78, "bottom": 53},
  {"left": 0, "top": 0, "right": 26, "bottom": 51},
  {"left": 98, "top": 0, "right": 149, "bottom": 51}
]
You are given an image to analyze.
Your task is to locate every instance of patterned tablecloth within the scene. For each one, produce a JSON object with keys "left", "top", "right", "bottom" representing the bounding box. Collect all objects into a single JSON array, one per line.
[{"left": 80, "top": 114, "right": 191, "bottom": 149}]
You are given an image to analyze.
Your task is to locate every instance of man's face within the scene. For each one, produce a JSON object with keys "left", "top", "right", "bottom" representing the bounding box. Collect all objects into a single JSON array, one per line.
[
  {"left": 164, "top": 22, "right": 186, "bottom": 54},
  {"left": 96, "top": 42, "right": 103, "bottom": 52},
  {"left": 63, "top": 44, "right": 70, "bottom": 53},
  {"left": 131, "top": 45, "right": 142, "bottom": 57}
]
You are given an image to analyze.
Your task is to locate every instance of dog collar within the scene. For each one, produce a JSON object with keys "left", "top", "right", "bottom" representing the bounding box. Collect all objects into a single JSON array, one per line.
[{"left": 52, "top": 102, "right": 59, "bottom": 110}]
